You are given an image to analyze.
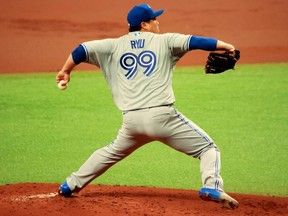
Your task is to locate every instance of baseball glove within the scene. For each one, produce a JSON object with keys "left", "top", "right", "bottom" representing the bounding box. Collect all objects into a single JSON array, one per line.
[{"left": 205, "top": 50, "right": 240, "bottom": 74}]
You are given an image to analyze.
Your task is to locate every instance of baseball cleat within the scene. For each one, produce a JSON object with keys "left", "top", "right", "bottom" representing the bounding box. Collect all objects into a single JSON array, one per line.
[
  {"left": 58, "top": 181, "right": 72, "bottom": 197},
  {"left": 199, "top": 188, "right": 239, "bottom": 210}
]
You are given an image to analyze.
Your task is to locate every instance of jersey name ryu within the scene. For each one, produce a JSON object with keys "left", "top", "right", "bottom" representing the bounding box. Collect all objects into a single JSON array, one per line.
[
  {"left": 120, "top": 39, "right": 156, "bottom": 80},
  {"left": 130, "top": 39, "right": 145, "bottom": 49}
]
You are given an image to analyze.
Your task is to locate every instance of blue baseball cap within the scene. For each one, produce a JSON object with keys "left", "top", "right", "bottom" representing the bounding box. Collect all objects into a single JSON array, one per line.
[{"left": 127, "top": 4, "right": 164, "bottom": 27}]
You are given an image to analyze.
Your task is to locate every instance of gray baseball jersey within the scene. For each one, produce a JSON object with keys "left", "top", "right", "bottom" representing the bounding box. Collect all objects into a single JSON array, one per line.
[{"left": 82, "top": 32, "right": 191, "bottom": 111}]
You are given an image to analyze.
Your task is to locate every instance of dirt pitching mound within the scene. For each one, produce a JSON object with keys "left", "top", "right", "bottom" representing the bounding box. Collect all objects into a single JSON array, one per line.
[{"left": 0, "top": 183, "right": 287, "bottom": 216}]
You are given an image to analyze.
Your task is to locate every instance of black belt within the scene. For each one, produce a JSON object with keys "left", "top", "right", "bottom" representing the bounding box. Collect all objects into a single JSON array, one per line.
[{"left": 128, "top": 103, "right": 173, "bottom": 112}]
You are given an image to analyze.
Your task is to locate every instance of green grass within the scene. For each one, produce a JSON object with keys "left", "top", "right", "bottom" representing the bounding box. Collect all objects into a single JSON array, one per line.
[{"left": 0, "top": 63, "right": 287, "bottom": 197}]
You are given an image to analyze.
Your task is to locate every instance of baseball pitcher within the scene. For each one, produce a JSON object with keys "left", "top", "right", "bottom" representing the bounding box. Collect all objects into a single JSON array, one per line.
[{"left": 56, "top": 4, "right": 240, "bottom": 210}]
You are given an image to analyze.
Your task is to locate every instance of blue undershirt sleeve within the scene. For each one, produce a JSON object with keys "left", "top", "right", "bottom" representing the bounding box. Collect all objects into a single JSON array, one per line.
[
  {"left": 188, "top": 35, "right": 217, "bottom": 51},
  {"left": 71, "top": 44, "right": 87, "bottom": 64}
]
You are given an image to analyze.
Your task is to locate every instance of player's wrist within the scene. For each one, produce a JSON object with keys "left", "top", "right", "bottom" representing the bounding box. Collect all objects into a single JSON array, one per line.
[{"left": 60, "top": 69, "right": 72, "bottom": 75}]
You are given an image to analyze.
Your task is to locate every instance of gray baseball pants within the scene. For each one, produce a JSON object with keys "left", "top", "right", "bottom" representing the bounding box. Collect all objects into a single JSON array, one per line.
[{"left": 66, "top": 105, "right": 224, "bottom": 192}]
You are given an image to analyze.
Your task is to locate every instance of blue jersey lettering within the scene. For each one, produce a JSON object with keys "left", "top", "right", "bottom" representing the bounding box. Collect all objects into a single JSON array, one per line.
[
  {"left": 120, "top": 50, "right": 156, "bottom": 79},
  {"left": 130, "top": 39, "right": 145, "bottom": 49}
]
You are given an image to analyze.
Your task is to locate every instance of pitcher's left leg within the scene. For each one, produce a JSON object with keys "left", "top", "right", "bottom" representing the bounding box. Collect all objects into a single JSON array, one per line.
[
  {"left": 161, "top": 107, "right": 239, "bottom": 209},
  {"left": 200, "top": 147, "right": 223, "bottom": 191},
  {"left": 198, "top": 135, "right": 239, "bottom": 209}
]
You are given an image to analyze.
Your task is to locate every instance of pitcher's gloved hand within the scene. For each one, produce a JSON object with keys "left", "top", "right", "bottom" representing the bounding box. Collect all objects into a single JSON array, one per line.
[{"left": 205, "top": 50, "right": 240, "bottom": 74}]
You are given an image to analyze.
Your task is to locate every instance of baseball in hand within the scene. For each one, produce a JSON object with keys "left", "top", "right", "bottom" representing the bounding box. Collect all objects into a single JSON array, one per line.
[{"left": 58, "top": 80, "right": 67, "bottom": 90}]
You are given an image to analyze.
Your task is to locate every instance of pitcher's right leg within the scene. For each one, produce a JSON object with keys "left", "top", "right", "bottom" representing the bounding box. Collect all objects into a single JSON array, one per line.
[{"left": 58, "top": 116, "right": 150, "bottom": 196}]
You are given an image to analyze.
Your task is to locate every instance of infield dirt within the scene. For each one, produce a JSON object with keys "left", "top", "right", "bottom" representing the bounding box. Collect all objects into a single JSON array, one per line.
[
  {"left": 0, "top": 0, "right": 288, "bottom": 73},
  {"left": 1, "top": 183, "right": 287, "bottom": 216}
]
